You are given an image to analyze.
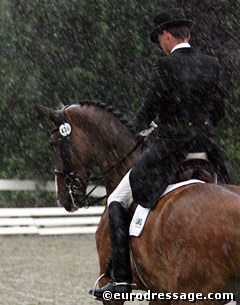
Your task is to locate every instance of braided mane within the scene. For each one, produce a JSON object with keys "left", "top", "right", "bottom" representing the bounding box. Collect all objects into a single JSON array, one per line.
[{"left": 78, "top": 100, "right": 137, "bottom": 135}]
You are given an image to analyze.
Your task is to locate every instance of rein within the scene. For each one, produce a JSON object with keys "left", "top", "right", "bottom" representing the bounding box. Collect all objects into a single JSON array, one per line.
[
  {"left": 89, "top": 140, "right": 142, "bottom": 182},
  {"left": 53, "top": 106, "right": 143, "bottom": 208}
]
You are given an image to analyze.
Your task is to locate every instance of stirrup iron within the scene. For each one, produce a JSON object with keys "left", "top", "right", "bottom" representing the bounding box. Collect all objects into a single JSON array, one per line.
[{"left": 91, "top": 273, "right": 106, "bottom": 299}]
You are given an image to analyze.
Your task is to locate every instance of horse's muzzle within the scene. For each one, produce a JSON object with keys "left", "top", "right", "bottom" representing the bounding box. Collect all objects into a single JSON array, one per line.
[
  {"left": 57, "top": 191, "right": 86, "bottom": 212},
  {"left": 58, "top": 200, "right": 78, "bottom": 213}
]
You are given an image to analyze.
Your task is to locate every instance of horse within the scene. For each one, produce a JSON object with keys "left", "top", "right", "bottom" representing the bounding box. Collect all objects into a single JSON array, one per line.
[{"left": 40, "top": 101, "right": 240, "bottom": 305}]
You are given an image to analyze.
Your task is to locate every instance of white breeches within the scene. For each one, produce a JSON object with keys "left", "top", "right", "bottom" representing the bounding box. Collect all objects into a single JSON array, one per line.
[{"left": 107, "top": 170, "right": 133, "bottom": 209}]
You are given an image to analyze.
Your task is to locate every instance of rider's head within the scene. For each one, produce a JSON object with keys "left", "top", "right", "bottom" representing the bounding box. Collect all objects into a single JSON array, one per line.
[{"left": 150, "top": 8, "right": 193, "bottom": 55}]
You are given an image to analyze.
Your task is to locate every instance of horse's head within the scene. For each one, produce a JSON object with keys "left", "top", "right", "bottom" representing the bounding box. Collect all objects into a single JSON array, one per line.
[
  {"left": 40, "top": 101, "right": 144, "bottom": 212},
  {"left": 39, "top": 105, "right": 97, "bottom": 212}
]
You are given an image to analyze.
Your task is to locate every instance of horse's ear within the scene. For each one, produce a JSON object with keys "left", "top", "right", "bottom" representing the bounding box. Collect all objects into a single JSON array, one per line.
[{"left": 37, "top": 105, "right": 60, "bottom": 125}]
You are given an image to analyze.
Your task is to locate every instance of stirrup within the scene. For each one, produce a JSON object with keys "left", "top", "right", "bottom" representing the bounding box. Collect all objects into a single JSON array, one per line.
[
  {"left": 91, "top": 273, "right": 106, "bottom": 299},
  {"left": 112, "top": 281, "right": 130, "bottom": 286}
]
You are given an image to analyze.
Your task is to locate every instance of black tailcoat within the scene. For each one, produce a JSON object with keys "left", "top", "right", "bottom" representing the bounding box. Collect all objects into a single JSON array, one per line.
[{"left": 130, "top": 47, "right": 229, "bottom": 208}]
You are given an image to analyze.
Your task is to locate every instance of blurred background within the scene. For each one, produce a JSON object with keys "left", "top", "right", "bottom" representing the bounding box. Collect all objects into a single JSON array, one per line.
[{"left": 0, "top": 0, "right": 239, "bottom": 208}]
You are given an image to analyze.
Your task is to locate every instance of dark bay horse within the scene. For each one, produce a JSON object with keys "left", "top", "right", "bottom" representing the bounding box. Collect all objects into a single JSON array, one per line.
[{"left": 40, "top": 101, "right": 240, "bottom": 305}]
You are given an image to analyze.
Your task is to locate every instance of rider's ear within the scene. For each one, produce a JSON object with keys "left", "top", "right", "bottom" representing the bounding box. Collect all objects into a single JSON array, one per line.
[{"left": 37, "top": 105, "right": 60, "bottom": 125}]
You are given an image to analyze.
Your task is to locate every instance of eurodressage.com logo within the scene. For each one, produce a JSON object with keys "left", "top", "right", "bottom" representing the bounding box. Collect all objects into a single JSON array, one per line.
[{"left": 102, "top": 290, "right": 235, "bottom": 303}]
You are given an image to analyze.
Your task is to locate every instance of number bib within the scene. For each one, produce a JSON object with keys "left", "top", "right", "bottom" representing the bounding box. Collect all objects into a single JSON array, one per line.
[{"left": 59, "top": 123, "right": 71, "bottom": 137}]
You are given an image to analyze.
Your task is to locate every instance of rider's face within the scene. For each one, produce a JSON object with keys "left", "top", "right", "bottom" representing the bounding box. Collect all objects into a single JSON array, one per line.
[{"left": 157, "top": 30, "right": 171, "bottom": 55}]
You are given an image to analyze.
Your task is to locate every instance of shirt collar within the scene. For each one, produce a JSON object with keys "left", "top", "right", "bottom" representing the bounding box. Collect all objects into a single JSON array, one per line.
[{"left": 171, "top": 42, "right": 191, "bottom": 54}]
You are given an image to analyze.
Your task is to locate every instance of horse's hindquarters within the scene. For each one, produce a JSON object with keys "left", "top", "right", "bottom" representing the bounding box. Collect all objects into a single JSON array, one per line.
[{"left": 131, "top": 183, "right": 240, "bottom": 297}]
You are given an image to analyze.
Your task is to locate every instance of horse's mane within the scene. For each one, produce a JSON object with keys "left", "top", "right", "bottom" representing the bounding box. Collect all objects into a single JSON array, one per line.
[{"left": 78, "top": 100, "right": 137, "bottom": 136}]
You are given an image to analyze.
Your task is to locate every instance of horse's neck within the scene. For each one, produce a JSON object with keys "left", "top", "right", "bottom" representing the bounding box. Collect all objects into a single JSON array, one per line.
[
  {"left": 92, "top": 120, "right": 141, "bottom": 195},
  {"left": 102, "top": 145, "right": 141, "bottom": 196},
  {"left": 79, "top": 105, "right": 141, "bottom": 194}
]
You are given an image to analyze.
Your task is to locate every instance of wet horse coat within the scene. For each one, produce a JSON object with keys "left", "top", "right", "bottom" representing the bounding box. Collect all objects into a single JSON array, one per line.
[{"left": 40, "top": 102, "right": 240, "bottom": 305}]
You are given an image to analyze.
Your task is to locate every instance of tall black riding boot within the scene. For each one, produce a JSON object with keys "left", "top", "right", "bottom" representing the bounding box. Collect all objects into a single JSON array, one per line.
[{"left": 89, "top": 201, "right": 132, "bottom": 300}]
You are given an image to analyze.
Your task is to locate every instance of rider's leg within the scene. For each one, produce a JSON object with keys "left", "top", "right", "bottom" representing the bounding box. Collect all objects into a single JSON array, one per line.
[
  {"left": 107, "top": 170, "right": 133, "bottom": 208},
  {"left": 108, "top": 201, "right": 132, "bottom": 283},
  {"left": 89, "top": 170, "right": 133, "bottom": 300}
]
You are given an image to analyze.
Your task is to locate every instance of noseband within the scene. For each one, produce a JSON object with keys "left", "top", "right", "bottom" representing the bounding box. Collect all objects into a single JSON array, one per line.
[{"left": 53, "top": 105, "right": 143, "bottom": 208}]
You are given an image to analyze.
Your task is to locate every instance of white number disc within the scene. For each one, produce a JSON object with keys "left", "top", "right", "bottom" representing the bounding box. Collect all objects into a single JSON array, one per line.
[{"left": 59, "top": 123, "right": 72, "bottom": 137}]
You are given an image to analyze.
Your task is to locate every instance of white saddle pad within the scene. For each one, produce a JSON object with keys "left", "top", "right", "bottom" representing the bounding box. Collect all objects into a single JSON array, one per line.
[{"left": 129, "top": 179, "right": 205, "bottom": 237}]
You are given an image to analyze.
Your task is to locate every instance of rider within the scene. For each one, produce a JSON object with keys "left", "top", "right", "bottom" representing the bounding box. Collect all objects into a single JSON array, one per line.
[{"left": 90, "top": 7, "right": 229, "bottom": 300}]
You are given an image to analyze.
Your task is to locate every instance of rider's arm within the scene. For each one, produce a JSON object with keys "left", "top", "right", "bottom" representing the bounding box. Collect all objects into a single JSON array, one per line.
[
  {"left": 138, "top": 121, "right": 158, "bottom": 137},
  {"left": 133, "top": 59, "right": 167, "bottom": 133}
]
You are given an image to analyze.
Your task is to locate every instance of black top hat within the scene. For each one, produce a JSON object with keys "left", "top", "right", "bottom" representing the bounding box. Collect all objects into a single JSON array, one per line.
[{"left": 150, "top": 8, "right": 194, "bottom": 43}]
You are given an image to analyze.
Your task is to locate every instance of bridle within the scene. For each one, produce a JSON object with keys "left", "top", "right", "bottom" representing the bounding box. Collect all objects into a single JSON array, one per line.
[
  {"left": 53, "top": 105, "right": 143, "bottom": 209},
  {"left": 53, "top": 106, "right": 93, "bottom": 208}
]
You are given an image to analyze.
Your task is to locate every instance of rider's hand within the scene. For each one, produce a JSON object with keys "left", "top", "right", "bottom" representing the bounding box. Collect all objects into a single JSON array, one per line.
[{"left": 139, "top": 121, "right": 158, "bottom": 137}]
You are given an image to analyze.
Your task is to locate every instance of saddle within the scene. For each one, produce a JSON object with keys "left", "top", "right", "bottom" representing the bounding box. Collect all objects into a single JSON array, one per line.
[
  {"left": 173, "top": 152, "right": 215, "bottom": 184},
  {"left": 129, "top": 152, "right": 216, "bottom": 237}
]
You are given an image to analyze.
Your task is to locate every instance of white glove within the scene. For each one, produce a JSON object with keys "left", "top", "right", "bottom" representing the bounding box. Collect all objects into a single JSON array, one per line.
[{"left": 139, "top": 121, "right": 158, "bottom": 137}]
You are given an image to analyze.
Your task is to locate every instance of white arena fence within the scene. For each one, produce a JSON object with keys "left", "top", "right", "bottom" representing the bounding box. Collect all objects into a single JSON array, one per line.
[{"left": 0, "top": 179, "right": 106, "bottom": 235}]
